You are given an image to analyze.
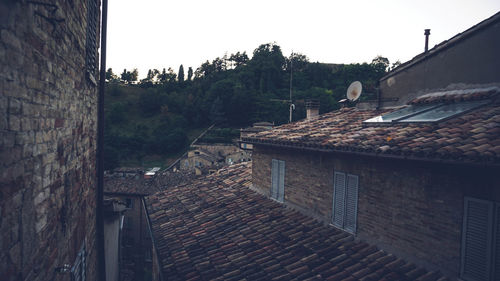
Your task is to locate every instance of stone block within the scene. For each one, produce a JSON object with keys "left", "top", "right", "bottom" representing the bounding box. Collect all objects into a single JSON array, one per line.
[
  {"left": 8, "top": 115, "right": 20, "bottom": 131},
  {"left": 1, "top": 29, "right": 21, "bottom": 51}
]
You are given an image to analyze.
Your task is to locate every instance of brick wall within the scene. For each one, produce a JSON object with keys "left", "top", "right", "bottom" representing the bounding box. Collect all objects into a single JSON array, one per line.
[
  {"left": 0, "top": 1, "right": 99, "bottom": 280},
  {"left": 252, "top": 145, "right": 500, "bottom": 278}
]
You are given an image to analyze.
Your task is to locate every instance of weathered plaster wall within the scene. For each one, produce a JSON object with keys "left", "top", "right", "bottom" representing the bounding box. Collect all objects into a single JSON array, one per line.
[
  {"left": 0, "top": 1, "right": 99, "bottom": 280},
  {"left": 252, "top": 145, "right": 500, "bottom": 278},
  {"left": 379, "top": 18, "right": 500, "bottom": 107}
]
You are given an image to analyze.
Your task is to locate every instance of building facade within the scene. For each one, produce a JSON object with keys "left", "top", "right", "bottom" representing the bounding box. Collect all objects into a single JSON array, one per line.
[
  {"left": 104, "top": 177, "right": 156, "bottom": 281},
  {"left": 245, "top": 12, "right": 500, "bottom": 281},
  {"left": 0, "top": 0, "right": 102, "bottom": 280}
]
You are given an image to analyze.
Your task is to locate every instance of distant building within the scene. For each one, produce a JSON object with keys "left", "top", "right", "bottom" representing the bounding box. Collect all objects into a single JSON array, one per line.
[
  {"left": 104, "top": 177, "right": 159, "bottom": 281},
  {"left": 239, "top": 122, "right": 274, "bottom": 151},
  {"left": 1, "top": 0, "right": 103, "bottom": 280}
]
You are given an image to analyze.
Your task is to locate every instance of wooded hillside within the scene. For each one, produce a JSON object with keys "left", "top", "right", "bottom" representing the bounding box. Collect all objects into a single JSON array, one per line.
[{"left": 104, "top": 43, "right": 394, "bottom": 169}]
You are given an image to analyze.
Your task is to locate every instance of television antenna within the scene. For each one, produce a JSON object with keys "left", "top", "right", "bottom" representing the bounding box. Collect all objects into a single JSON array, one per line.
[
  {"left": 269, "top": 51, "right": 295, "bottom": 123},
  {"left": 347, "top": 81, "right": 362, "bottom": 101}
]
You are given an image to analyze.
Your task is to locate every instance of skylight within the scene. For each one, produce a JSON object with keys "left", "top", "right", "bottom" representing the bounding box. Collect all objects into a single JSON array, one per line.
[
  {"left": 400, "top": 100, "right": 489, "bottom": 123},
  {"left": 364, "top": 100, "right": 489, "bottom": 124},
  {"left": 363, "top": 104, "right": 441, "bottom": 123}
]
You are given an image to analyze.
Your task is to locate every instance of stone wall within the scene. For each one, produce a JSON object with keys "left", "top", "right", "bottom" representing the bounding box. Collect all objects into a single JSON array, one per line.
[
  {"left": 252, "top": 145, "right": 500, "bottom": 278},
  {"left": 0, "top": 1, "right": 99, "bottom": 280}
]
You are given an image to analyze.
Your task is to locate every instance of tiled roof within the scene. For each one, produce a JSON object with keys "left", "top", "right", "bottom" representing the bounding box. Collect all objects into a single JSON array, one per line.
[
  {"left": 104, "top": 177, "right": 158, "bottom": 196},
  {"left": 243, "top": 89, "right": 500, "bottom": 165},
  {"left": 145, "top": 163, "right": 446, "bottom": 280}
]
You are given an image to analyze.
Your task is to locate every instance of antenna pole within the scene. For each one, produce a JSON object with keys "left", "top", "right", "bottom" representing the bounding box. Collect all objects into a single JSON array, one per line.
[{"left": 289, "top": 51, "right": 293, "bottom": 123}]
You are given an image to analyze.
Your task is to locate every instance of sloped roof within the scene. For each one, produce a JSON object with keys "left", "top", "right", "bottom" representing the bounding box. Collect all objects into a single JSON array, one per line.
[
  {"left": 243, "top": 88, "right": 500, "bottom": 165},
  {"left": 104, "top": 177, "right": 158, "bottom": 196},
  {"left": 145, "top": 163, "right": 445, "bottom": 280}
]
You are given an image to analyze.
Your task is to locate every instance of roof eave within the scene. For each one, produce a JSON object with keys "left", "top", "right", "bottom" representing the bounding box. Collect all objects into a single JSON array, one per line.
[{"left": 249, "top": 141, "right": 500, "bottom": 168}]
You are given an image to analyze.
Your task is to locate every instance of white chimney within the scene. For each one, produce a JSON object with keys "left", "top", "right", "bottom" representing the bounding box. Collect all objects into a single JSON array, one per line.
[{"left": 306, "top": 99, "right": 320, "bottom": 120}]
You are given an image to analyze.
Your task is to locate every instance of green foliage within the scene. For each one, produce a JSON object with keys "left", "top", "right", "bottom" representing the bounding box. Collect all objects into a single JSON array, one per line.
[
  {"left": 187, "top": 67, "right": 193, "bottom": 81},
  {"left": 178, "top": 64, "right": 184, "bottom": 82},
  {"left": 199, "top": 128, "right": 240, "bottom": 143},
  {"left": 104, "top": 43, "right": 389, "bottom": 168}
]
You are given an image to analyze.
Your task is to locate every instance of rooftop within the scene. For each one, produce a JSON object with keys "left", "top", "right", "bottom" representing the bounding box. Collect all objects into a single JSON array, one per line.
[
  {"left": 243, "top": 87, "right": 500, "bottom": 165},
  {"left": 145, "top": 163, "right": 446, "bottom": 280},
  {"left": 104, "top": 177, "right": 158, "bottom": 196}
]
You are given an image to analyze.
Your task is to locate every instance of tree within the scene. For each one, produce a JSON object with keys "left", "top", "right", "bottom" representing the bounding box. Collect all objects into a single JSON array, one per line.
[
  {"left": 166, "top": 67, "right": 177, "bottom": 83},
  {"left": 178, "top": 64, "right": 185, "bottom": 82},
  {"left": 106, "top": 68, "right": 118, "bottom": 82},
  {"left": 120, "top": 68, "right": 139, "bottom": 84},
  {"left": 390, "top": 60, "right": 402, "bottom": 71},
  {"left": 229, "top": 51, "right": 249, "bottom": 68},
  {"left": 187, "top": 67, "right": 193, "bottom": 81},
  {"left": 209, "top": 96, "right": 226, "bottom": 125},
  {"left": 371, "top": 55, "right": 390, "bottom": 73},
  {"left": 131, "top": 68, "right": 139, "bottom": 82}
]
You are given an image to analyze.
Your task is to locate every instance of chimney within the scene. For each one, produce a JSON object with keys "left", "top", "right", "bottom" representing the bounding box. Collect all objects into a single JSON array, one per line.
[
  {"left": 305, "top": 99, "right": 320, "bottom": 120},
  {"left": 424, "top": 29, "right": 431, "bottom": 52}
]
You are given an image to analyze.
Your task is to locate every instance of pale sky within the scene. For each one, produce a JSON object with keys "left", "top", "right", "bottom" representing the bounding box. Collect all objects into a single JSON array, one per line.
[{"left": 106, "top": 0, "right": 500, "bottom": 78}]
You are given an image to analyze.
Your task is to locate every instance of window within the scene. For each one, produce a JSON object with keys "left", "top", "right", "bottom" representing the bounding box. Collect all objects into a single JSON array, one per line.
[
  {"left": 332, "top": 172, "right": 359, "bottom": 234},
  {"left": 71, "top": 244, "right": 86, "bottom": 281},
  {"left": 85, "top": 0, "right": 98, "bottom": 77},
  {"left": 461, "top": 197, "right": 500, "bottom": 281},
  {"left": 271, "top": 159, "right": 285, "bottom": 202}
]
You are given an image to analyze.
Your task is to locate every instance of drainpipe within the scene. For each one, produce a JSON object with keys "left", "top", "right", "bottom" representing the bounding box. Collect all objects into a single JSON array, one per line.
[
  {"left": 97, "top": 0, "right": 108, "bottom": 280},
  {"left": 424, "top": 29, "right": 431, "bottom": 52}
]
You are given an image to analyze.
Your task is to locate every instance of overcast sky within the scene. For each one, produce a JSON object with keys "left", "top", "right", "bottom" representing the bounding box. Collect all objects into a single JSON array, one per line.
[{"left": 106, "top": 0, "right": 500, "bottom": 78}]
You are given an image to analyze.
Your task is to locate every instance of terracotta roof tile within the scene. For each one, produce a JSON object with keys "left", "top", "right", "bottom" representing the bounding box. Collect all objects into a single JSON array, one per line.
[
  {"left": 243, "top": 89, "right": 500, "bottom": 165},
  {"left": 145, "top": 163, "right": 446, "bottom": 280},
  {"left": 104, "top": 177, "right": 158, "bottom": 195}
]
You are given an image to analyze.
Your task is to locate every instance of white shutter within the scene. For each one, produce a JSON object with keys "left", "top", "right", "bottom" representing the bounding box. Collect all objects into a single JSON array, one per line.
[
  {"left": 278, "top": 160, "right": 285, "bottom": 202},
  {"left": 461, "top": 197, "right": 494, "bottom": 281},
  {"left": 332, "top": 172, "right": 346, "bottom": 228},
  {"left": 493, "top": 203, "right": 500, "bottom": 281},
  {"left": 344, "top": 174, "right": 359, "bottom": 234},
  {"left": 271, "top": 159, "right": 279, "bottom": 200}
]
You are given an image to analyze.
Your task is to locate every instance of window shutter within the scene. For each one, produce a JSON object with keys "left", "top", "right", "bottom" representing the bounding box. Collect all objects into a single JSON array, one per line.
[
  {"left": 278, "top": 160, "right": 285, "bottom": 202},
  {"left": 85, "top": 0, "right": 98, "bottom": 74},
  {"left": 344, "top": 174, "right": 359, "bottom": 234},
  {"left": 271, "top": 159, "right": 279, "bottom": 199},
  {"left": 461, "top": 197, "right": 493, "bottom": 281},
  {"left": 493, "top": 203, "right": 500, "bottom": 281},
  {"left": 332, "top": 172, "right": 346, "bottom": 228}
]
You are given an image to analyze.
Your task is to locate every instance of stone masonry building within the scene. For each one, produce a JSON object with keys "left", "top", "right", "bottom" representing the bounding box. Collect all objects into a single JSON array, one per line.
[
  {"left": 1, "top": 0, "right": 102, "bottom": 280},
  {"left": 243, "top": 12, "right": 500, "bottom": 281}
]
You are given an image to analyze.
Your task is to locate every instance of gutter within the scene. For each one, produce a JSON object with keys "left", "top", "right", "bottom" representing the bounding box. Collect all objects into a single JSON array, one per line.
[
  {"left": 245, "top": 140, "right": 500, "bottom": 168},
  {"left": 96, "top": 0, "right": 108, "bottom": 280}
]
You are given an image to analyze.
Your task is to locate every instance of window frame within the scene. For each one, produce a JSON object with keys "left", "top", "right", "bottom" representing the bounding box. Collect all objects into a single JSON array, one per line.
[
  {"left": 332, "top": 171, "right": 359, "bottom": 234},
  {"left": 460, "top": 196, "right": 499, "bottom": 281},
  {"left": 271, "top": 159, "right": 285, "bottom": 203}
]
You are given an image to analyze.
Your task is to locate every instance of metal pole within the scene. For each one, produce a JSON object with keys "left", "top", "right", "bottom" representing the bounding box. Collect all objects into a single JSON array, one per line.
[
  {"left": 289, "top": 52, "right": 293, "bottom": 123},
  {"left": 97, "top": 0, "right": 108, "bottom": 280},
  {"left": 424, "top": 29, "right": 431, "bottom": 52}
]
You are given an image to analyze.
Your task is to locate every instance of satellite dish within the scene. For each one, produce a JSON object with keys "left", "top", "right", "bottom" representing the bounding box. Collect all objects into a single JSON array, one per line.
[{"left": 347, "top": 81, "right": 362, "bottom": 101}]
